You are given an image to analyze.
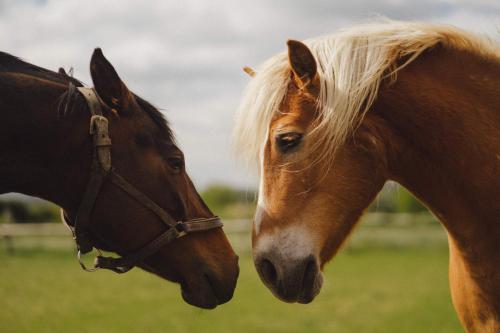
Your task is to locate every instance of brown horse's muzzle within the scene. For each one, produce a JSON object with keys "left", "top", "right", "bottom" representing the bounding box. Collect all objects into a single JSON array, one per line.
[{"left": 181, "top": 255, "right": 240, "bottom": 309}]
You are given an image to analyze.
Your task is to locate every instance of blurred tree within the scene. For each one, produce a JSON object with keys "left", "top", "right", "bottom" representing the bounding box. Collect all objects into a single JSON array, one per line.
[
  {"left": 6, "top": 200, "right": 30, "bottom": 222},
  {"left": 200, "top": 182, "right": 428, "bottom": 218},
  {"left": 201, "top": 184, "right": 256, "bottom": 219},
  {"left": 394, "top": 187, "right": 427, "bottom": 213},
  {"left": 369, "top": 183, "right": 427, "bottom": 213},
  {"left": 0, "top": 199, "right": 59, "bottom": 223}
]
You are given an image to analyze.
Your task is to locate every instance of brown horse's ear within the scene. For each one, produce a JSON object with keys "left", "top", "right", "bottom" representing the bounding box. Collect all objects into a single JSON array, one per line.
[
  {"left": 90, "top": 48, "right": 136, "bottom": 114},
  {"left": 287, "top": 40, "right": 317, "bottom": 88}
]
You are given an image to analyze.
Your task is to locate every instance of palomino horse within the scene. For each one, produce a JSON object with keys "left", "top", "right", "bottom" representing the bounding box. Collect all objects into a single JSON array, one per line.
[
  {"left": 0, "top": 49, "right": 238, "bottom": 309},
  {"left": 234, "top": 21, "right": 499, "bottom": 332}
]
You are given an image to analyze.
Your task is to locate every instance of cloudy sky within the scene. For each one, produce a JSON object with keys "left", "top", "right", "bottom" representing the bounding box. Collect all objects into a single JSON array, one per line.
[{"left": 1, "top": 0, "right": 499, "bottom": 190}]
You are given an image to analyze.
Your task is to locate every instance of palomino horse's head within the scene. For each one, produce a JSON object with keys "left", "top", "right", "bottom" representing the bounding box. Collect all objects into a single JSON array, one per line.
[
  {"left": 235, "top": 40, "right": 389, "bottom": 303},
  {"left": 66, "top": 49, "right": 238, "bottom": 308}
]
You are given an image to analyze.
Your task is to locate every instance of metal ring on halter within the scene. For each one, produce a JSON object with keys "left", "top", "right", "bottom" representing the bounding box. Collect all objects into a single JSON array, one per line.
[
  {"left": 77, "top": 248, "right": 103, "bottom": 272},
  {"left": 174, "top": 222, "right": 188, "bottom": 237}
]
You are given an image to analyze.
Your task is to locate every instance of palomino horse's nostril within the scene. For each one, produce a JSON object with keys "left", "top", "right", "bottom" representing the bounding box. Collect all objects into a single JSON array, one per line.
[
  {"left": 260, "top": 258, "right": 278, "bottom": 286},
  {"left": 303, "top": 257, "right": 318, "bottom": 288}
]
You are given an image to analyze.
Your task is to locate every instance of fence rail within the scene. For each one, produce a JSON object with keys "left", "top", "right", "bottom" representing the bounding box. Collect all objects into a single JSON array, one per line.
[
  {"left": 0, "top": 213, "right": 444, "bottom": 254},
  {"left": 0, "top": 219, "right": 254, "bottom": 253},
  {"left": 0, "top": 219, "right": 251, "bottom": 237},
  {"left": 0, "top": 222, "right": 72, "bottom": 237}
]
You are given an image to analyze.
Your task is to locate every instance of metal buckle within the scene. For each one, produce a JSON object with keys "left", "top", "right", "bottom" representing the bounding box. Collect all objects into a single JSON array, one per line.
[
  {"left": 89, "top": 115, "right": 112, "bottom": 171},
  {"left": 77, "top": 248, "right": 103, "bottom": 272},
  {"left": 89, "top": 115, "right": 108, "bottom": 135},
  {"left": 174, "top": 222, "right": 187, "bottom": 237}
]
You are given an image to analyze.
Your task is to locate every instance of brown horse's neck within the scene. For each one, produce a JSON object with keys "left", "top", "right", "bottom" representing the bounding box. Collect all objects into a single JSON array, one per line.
[
  {"left": 374, "top": 44, "right": 500, "bottom": 328},
  {"left": 0, "top": 73, "right": 90, "bottom": 212}
]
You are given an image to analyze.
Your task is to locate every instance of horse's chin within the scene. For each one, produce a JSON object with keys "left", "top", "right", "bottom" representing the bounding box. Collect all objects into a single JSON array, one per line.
[
  {"left": 138, "top": 262, "right": 236, "bottom": 309},
  {"left": 180, "top": 278, "right": 219, "bottom": 309}
]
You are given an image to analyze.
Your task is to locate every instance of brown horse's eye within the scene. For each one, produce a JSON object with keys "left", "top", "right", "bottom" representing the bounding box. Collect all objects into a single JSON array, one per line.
[
  {"left": 275, "top": 132, "right": 303, "bottom": 153},
  {"left": 167, "top": 156, "right": 184, "bottom": 172}
]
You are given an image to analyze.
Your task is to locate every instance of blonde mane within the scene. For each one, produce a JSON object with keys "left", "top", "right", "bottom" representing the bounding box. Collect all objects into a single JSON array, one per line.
[{"left": 233, "top": 20, "right": 499, "bottom": 168}]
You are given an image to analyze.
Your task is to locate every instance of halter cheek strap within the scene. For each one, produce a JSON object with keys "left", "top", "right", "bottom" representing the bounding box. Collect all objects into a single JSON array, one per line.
[{"left": 63, "top": 87, "right": 222, "bottom": 274}]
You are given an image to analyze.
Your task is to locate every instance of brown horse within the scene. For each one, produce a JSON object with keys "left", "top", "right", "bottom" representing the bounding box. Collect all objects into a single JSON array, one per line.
[
  {"left": 234, "top": 21, "right": 499, "bottom": 332},
  {"left": 0, "top": 49, "right": 238, "bottom": 309}
]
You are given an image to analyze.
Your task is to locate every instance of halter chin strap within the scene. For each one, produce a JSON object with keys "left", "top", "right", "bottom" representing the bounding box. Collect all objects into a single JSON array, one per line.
[{"left": 63, "top": 87, "right": 222, "bottom": 274}]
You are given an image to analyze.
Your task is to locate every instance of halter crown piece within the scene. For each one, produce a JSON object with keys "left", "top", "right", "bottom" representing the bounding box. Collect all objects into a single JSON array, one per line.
[{"left": 62, "top": 87, "right": 222, "bottom": 273}]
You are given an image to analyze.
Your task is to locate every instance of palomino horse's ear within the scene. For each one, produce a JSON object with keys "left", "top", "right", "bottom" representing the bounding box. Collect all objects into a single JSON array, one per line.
[
  {"left": 243, "top": 66, "right": 256, "bottom": 78},
  {"left": 287, "top": 40, "right": 317, "bottom": 88},
  {"left": 90, "top": 48, "right": 136, "bottom": 114}
]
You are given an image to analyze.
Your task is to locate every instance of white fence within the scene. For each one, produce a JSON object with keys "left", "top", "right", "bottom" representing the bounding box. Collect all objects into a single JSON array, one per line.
[
  {"left": 0, "top": 219, "right": 253, "bottom": 253},
  {"left": 0, "top": 213, "right": 445, "bottom": 254}
]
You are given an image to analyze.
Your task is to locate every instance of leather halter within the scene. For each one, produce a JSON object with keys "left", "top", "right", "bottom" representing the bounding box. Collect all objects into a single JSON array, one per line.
[{"left": 62, "top": 87, "right": 223, "bottom": 273}]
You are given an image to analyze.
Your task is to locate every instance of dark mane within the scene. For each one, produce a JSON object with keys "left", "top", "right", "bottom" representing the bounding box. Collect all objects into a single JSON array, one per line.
[
  {"left": 134, "top": 95, "right": 175, "bottom": 142},
  {"left": 0, "top": 51, "right": 82, "bottom": 87},
  {"left": 1, "top": 51, "right": 174, "bottom": 142}
]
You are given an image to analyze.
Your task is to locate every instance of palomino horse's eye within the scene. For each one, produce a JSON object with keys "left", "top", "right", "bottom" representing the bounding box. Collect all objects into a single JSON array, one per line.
[
  {"left": 167, "top": 156, "right": 184, "bottom": 173},
  {"left": 275, "top": 132, "right": 303, "bottom": 153}
]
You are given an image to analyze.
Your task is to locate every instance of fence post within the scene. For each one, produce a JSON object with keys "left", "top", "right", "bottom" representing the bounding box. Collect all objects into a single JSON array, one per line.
[{"left": 3, "top": 235, "right": 14, "bottom": 254}]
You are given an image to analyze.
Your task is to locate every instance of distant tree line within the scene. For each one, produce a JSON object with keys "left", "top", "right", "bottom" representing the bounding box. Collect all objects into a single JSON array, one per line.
[
  {"left": 368, "top": 183, "right": 427, "bottom": 213},
  {"left": 201, "top": 182, "right": 428, "bottom": 219},
  {"left": 0, "top": 199, "right": 60, "bottom": 223},
  {"left": 0, "top": 183, "right": 427, "bottom": 223},
  {"left": 201, "top": 185, "right": 257, "bottom": 219}
]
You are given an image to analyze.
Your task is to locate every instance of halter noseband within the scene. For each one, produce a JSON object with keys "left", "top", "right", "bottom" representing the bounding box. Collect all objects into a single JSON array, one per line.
[{"left": 62, "top": 87, "right": 222, "bottom": 274}]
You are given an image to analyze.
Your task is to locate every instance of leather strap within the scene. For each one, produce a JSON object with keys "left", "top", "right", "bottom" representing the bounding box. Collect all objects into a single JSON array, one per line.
[
  {"left": 183, "top": 217, "right": 223, "bottom": 232},
  {"left": 73, "top": 88, "right": 111, "bottom": 254},
  {"left": 73, "top": 155, "right": 108, "bottom": 254},
  {"left": 78, "top": 87, "right": 103, "bottom": 116},
  {"left": 94, "top": 170, "right": 222, "bottom": 273},
  {"left": 65, "top": 87, "right": 223, "bottom": 273},
  {"left": 108, "top": 171, "right": 178, "bottom": 228},
  {"left": 94, "top": 227, "right": 180, "bottom": 273}
]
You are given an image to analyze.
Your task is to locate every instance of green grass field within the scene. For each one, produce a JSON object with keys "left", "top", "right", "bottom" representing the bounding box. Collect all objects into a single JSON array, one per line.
[{"left": 0, "top": 224, "right": 465, "bottom": 333}]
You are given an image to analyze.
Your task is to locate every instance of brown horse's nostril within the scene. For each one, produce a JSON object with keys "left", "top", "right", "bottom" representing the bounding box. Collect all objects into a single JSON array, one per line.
[{"left": 260, "top": 258, "right": 278, "bottom": 286}]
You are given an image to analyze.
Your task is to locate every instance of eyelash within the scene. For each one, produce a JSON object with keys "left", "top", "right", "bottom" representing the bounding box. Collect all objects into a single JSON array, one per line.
[
  {"left": 275, "top": 132, "right": 304, "bottom": 153},
  {"left": 167, "top": 156, "right": 184, "bottom": 172}
]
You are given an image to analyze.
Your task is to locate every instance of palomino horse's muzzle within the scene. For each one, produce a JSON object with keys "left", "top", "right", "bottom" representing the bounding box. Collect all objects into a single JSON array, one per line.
[{"left": 62, "top": 87, "right": 222, "bottom": 274}]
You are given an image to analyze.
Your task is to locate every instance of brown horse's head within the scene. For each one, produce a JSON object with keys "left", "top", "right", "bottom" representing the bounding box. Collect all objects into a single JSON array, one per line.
[
  {"left": 236, "top": 40, "right": 388, "bottom": 303},
  {"left": 65, "top": 49, "right": 238, "bottom": 309}
]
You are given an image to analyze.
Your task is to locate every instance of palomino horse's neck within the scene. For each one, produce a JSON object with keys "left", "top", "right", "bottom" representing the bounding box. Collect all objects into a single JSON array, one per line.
[
  {"left": 377, "top": 45, "right": 500, "bottom": 245},
  {"left": 374, "top": 45, "right": 500, "bottom": 331},
  {"left": 0, "top": 73, "right": 89, "bottom": 212}
]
